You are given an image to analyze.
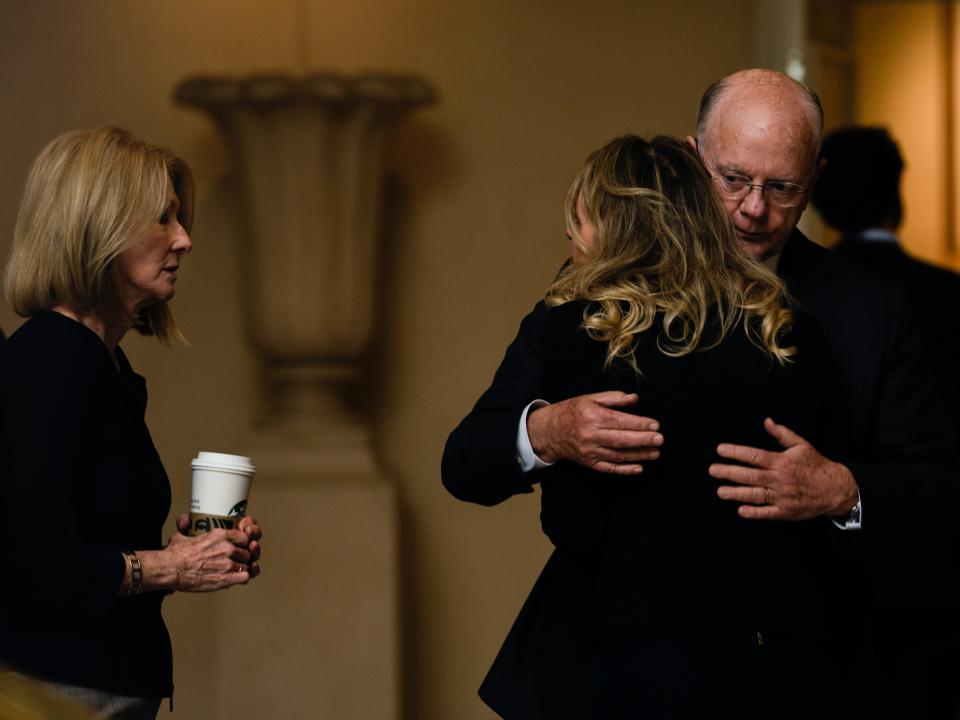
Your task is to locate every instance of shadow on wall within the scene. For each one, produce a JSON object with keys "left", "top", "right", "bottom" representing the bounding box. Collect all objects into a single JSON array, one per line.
[
  {"left": 367, "top": 116, "right": 463, "bottom": 436},
  {"left": 369, "top": 116, "right": 462, "bottom": 720}
]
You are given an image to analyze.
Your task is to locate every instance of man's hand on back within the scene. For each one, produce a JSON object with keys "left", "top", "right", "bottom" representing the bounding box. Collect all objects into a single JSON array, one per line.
[
  {"left": 709, "top": 417, "right": 859, "bottom": 521},
  {"left": 527, "top": 391, "right": 663, "bottom": 475}
]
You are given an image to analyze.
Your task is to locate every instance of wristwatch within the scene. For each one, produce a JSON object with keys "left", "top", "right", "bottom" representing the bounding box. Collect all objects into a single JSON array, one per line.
[{"left": 843, "top": 499, "right": 862, "bottom": 526}]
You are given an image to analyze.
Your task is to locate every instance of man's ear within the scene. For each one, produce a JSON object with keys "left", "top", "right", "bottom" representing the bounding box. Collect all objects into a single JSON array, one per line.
[
  {"left": 685, "top": 135, "right": 697, "bottom": 151},
  {"left": 796, "top": 158, "right": 827, "bottom": 215}
]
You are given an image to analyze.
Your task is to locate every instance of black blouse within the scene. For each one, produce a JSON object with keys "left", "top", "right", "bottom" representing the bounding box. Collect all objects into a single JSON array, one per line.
[
  {"left": 538, "top": 300, "right": 849, "bottom": 640},
  {"left": 0, "top": 311, "right": 173, "bottom": 698}
]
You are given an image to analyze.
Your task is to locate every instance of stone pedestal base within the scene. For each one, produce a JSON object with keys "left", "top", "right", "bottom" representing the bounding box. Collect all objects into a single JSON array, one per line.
[{"left": 214, "top": 478, "right": 399, "bottom": 719}]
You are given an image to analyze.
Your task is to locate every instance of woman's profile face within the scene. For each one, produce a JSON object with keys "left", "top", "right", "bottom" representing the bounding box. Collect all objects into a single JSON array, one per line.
[
  {"left": 117, "top": 177, "right": 192, "bottom": 315},
  {"left": 568, "top": 192, "right": 597, "bottom": 266}
]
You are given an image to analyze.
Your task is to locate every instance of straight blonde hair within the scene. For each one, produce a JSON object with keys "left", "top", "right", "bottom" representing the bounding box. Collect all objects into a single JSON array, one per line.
[
  {"left": 547, "top": 135, "right": 795, "bottom": 372},
  {"left": 4, "top": 126, "right": 194, "bottom": 343}
]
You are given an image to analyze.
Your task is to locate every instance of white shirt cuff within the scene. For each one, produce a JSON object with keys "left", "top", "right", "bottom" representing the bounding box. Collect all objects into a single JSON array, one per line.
[
  {"left": 830, "top": 487, "right": 862, "bottom": 530},
  {"left": 516, "top": 400, "right": 554, "bottom": 472}
]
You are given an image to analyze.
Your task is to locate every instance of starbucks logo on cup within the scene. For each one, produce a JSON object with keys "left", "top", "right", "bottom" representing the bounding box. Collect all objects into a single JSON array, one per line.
[{"left": 188, "top": 452, "right": 255, "bottom": 536}]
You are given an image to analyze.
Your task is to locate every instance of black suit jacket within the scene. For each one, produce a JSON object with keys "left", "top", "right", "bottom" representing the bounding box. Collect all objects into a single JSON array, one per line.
[
  {"left": 776, "top": 234, "right": 959, "bottom": 615},
  {"left": 832, "top": 233, "right": 960, "bottom": 435},
  {"left": 538, "top": 299, "right": 844, "bottom": 629}
]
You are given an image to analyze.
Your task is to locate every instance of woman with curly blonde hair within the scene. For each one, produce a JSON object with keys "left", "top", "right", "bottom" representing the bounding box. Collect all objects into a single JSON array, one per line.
[
  {"left": 548, "top": 134, "right": 794, "bottom": 369},
  {"left": 485, "top": 135, "right": 846, "bottom": 719}
]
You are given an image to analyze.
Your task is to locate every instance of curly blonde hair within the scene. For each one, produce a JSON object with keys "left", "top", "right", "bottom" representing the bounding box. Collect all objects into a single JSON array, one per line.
[{"left": 546, "top": 135, "right": 795, "bottom": 372}]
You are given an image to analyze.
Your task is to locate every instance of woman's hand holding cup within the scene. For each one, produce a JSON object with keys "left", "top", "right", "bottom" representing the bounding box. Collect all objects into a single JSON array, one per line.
[
  {"left": 179, "top": 451, "right": 262, "bottom": 581},
  {"left": 176, "top": 512, "right": 262, "bottom": 579},
  {"left": 162, "top": 528, "right": 254, "bottom": 592},
  {"left": 132, "top": 524, "right": 255, "bottom": 594}
]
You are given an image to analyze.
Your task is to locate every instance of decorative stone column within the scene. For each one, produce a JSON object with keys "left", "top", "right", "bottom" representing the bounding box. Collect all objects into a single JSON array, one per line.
[{"left": 176, "top": 73, "right": 434, "bottom": 720}]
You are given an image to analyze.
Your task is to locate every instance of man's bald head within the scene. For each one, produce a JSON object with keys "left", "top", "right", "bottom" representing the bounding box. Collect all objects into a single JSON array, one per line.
[{"left": 697, "top": 69, "right": 823, "bottom": 149}]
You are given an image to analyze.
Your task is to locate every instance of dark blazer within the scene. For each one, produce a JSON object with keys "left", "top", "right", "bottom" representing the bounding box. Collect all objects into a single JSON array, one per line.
[
  {"left": 491, "top": 299, "right": 848, "bottom": 716},
  {"left": 829, "top": 233, "right": 960, "bottom": 719},
  {"left": 776, "top": 234, "right": 959, "bottom": 611},
  {"left": 832, "top": 234, "right": 960, "bottom": 434},
  {"left": 0, "top": 311, "right": 174, "bottom": 698},
  {"left": 537, "top": 300, "right": 843, "bottom": 632}
]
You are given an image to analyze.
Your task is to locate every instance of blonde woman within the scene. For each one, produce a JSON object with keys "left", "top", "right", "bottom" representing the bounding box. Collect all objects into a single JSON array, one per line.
[
  {"left": 0, "top": 127, "right": 262, "bottom": 719},
  {"left": 483, "top": 136, "right": 847, "bottom": 719}
]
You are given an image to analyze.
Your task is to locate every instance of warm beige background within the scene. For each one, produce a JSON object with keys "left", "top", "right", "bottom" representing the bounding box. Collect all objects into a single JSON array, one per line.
[{"left": 18, "top": 1, "right": 949, "bottom": 718}]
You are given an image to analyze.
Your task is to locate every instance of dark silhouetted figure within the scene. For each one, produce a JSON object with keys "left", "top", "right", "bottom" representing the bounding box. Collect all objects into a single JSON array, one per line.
[
  {"left": 814, "top": 125, "right": 960, "bottom": 720},
  {"left": 815, "top": 127, "right": 960, "bottom": 432}
]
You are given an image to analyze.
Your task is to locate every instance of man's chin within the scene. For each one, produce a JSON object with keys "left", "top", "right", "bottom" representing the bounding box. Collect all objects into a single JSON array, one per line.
[{"left": 736, "top": 231, "right": 780, "bottom": 261}]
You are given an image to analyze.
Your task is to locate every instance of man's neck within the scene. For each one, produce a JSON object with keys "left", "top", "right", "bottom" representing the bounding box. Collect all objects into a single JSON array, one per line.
[{"left": 761, "top": 251, "right": 782, "bottom": 272}]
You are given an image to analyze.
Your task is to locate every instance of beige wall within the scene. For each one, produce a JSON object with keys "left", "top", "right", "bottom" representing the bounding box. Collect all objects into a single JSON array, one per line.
[{"left": 0, "top": 2, "right": 756, "bottom": 717}]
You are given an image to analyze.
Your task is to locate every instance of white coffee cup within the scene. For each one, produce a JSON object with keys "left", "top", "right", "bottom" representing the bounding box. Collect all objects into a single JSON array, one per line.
[{"left": 189, "top": 452, "right": 256, "bottom": 536}]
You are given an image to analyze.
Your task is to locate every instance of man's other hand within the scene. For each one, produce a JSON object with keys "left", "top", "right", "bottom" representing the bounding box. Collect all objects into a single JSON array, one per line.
[
  {"left": 527, "top": 391, "right": 663, "bottom": 475},
  {"left": 710, "top": 417, "right": 858, "bottom": 521}
]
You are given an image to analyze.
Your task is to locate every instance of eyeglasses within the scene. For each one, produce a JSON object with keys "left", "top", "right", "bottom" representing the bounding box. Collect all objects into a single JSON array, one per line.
[
  {"left": 709, "top": 172, "right": 809, "bottom": 208},
  {"left": 695, "top": 140, "right": 811, "bottom": 208}
]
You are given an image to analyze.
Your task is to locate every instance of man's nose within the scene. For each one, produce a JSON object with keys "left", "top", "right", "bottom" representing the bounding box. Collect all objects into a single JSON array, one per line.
[{"left": 738, "top": 185, "right": 768, "bottom": 219}]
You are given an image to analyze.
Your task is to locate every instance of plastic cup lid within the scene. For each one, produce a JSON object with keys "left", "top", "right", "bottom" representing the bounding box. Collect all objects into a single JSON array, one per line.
[{"left": 191, "top": 451, "right": 255, "bottom": 475}]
